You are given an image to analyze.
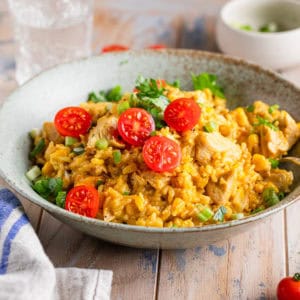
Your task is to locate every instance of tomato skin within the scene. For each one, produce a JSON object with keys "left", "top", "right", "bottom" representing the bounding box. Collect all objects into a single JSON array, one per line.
[
  {"left": 54, "top": 106, "right": 92, "bottom": 138},
  {"left": 277, "top": 274, "right": 300, "bottom": 300},
  {"left": 147, "top": 44, "right": 166, "bottom": 50},
  {"left": 142, "top": 136, "right": 181, "bottom": 172},
  {"left": 102, "top": 44, "right": 129, "bottom": 53},
  {"left": 164, "top": 98, "right": 201, "bottom": 132},
  {"left": 65, "top": 185, "right": 101, "bottom": 218},
  {"left": 117, "top": 108, "right": 155, "bottom": 146}
]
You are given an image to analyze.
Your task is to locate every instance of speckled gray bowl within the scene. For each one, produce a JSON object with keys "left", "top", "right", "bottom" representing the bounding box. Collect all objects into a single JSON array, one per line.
[{"left": 0, "top": 50, "right": 299, "bottom": 249}]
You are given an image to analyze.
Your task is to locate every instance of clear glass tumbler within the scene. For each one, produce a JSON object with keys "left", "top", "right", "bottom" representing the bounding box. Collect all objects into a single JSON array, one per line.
[{"left": 7, "top": 0, "right": 94, "bottom": 85}]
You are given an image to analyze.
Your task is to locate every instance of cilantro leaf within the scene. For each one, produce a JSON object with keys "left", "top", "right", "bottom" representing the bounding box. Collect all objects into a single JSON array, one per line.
[
  {"left": 88, "top": 85, "right": 123, "bottom": 103},
  {"left": 135, "top": 76, "right": 165, "bottom": 98},
  {"left": 213, "top": 206, "right": 227, "bottom": 222},
  {"left": 192, "top": 73, "right": 225, "bottom": 98},
  {"left": 254, "top": 116, "right": 278, "bottom": 131},
  {"left": 130, "top": 85, "right": 170, "bottom": 129},
  {"left": 167, "top": 79, "right": 181, "bottom": 88},
  {"left": 246, "top": 104, "right": 255, "bottom": 112},
  {"left": 268, "top": 104, "right": 280, "bottom": 114}
]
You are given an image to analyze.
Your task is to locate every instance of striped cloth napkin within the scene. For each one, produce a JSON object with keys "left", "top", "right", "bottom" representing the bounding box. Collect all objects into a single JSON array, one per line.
[{"left": 0, "top": 188, "right": 113, "bottom": 300}]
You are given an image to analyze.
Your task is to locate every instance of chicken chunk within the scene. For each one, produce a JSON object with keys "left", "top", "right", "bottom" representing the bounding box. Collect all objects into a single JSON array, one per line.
[
  {"left": 195, "top": 132, "right": 241, "bottom": 164},
  {"left": 42, "top": 122, "right": 64, "bottom": 144},
  {"left": 267, "top": 169, "right": 293, "bottom": 192},
  {"left": 206, "top": 170, "right": 237, "bottom": 205},
  {"left": 87, "top": 114, "right": 125, "bottom": 149},
  {"left": 260, "top": 126, "right": 289, "bottom": 157},
  {"left": 278, "top": 111, "right": 300, "bottom": 149}
]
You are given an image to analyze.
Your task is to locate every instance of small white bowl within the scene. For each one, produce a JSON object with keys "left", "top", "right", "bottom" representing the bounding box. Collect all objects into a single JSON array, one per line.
[{"left": 216, "top": 0, "right": 300, "bottom": 69}]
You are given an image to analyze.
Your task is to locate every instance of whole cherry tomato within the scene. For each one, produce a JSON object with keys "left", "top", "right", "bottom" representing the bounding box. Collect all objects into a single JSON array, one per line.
[
  {"left": 54, "top": 106, "right": 92, "bottom": 137},
  {"left": 277, "top": 273, "right": 300, "bottom": 300},
  {"left": 65, "top": 185, "right": 101, "bottom": 218},
  {"left": 147, "top": 44, "right": 167, "bottom": 50},
  {"left": 101, "top": 44, "right": 129, "bottom": 53},
  {"left": 164, "top": 98, "right": 201, "bottom": 132}
]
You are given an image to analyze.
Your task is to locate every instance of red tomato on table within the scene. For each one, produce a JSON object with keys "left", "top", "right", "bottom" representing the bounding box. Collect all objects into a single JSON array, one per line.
[
  {"left": 147, "top": 44, "right": 167, "bottom": 50},
  {"left": 54, "top": 106, "right": 92, "bottom": 137},
  {"left": 117, "top": 108, "right": 155, "bottom": 146},
  {"left": 164, "top": 98, "right": 201, "bottom": 132},
  {"left": 142, "top": 136, "right": 181, "bottom": 172},
  {"left": 101, "top": 44, "right": 129, "bottom": 53},
  {"left": 65, "top": 185, "right": 101, "bottom": 218},
  {"left": 277, "top": 273, "right": 300, "bottom": 300}
]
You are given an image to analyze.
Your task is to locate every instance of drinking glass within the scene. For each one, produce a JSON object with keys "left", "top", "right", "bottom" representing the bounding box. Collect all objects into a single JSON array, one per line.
[{"left": 7, "top": 0, "right": 94, "bottom": 85}]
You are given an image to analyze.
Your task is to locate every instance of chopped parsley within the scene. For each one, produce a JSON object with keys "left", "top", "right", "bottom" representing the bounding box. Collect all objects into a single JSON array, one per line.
[
  {"left": 259, "top": 22, "right": 278, "bottom": 33},
  {"left": 192, "top": 73, "right": 225, "bottom": 98},
  {"left": 239, "top": 24, "right": 253, "bottom": 31},
  {"left": 88, "top": 85, "right": 123, "bottom": 103}
]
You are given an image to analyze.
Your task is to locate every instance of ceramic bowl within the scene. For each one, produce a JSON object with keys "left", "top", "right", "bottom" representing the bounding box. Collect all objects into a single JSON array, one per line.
[
  {"left": 216, "top": 0, "right": 300, "bottom": 70},
  {"left": 0, "top": 50, "right": 300, "bottom": 249}
]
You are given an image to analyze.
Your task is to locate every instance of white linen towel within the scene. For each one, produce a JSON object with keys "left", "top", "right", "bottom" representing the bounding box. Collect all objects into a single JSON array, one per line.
[{"left": 0, "top": 188, "right": 113, "bottom": 300}]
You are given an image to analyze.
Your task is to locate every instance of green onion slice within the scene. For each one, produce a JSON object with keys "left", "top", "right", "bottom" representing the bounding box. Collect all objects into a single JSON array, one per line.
[
  {"left": 65, "top": 136, "right": 79, "bottom": 146},
  {"left": 204, "top": 121, "right": 218, "bottom": 133},
  {"left": 197, "top": 205, "right": 214, "bottom": 222},
  {"left": 262, "top": 187, "right": 280, "bottom": 207},
  {"left": 26, "top": 165, "right": 41, "bottom": 181},
  {"left": 55, "top": 191, "right": 66, "bottom": 208},
  {"left": 29, "top": 138, "right": 45, "bottom": 159},
  {"left": 95, "top": 138, "right": 109, "bottom": 150},
  {"left": 73, "top": 146, "right": 85, "bottom": 155},
  {"left": 113, "top": 150, "right": 122, "bottom": 164},
  {"left": 117, "top": 101, "right": 130, "bottom": 115}
]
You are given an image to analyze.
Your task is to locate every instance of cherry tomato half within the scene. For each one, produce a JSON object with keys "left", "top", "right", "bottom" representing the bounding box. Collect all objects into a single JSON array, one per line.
[
  {"left": 277, "top": 273, "right": 300, "bottom": 300},
  {"left": 164, "top": 98, "right": 201, "bottom": 132},
  {"left": 54, "top": 106, "right": 92, "bottom": 138},
  {"left": 142, "top": 136, "right": 181, "bottom": 172},
  {"left": 65, "top": 185, "right": 101, "bottom": 218},
  {"left": 101, "top": 44, "right": 129, "bottom": 53},
  {"left": 147, "top": 44, "right": 167, "bottom": 50},
  {"left": 117, "top": 108, "right": 155, "bottom": 146}
]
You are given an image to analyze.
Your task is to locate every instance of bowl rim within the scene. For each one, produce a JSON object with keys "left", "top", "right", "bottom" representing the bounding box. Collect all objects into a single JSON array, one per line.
[
  {"left": 219, "top": 0, "right": 300, "bottom": 37},
  {"left": 1, "top": 48, "right": 300, "bottom": 234}
]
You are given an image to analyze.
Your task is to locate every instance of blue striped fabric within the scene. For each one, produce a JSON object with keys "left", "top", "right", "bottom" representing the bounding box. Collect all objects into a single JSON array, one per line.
[
  {"left": 0, "top": 189, "right": 21, "bottom": 231},
  {"left": 0, "top": 188, "right": 29, "bottom": 275}
]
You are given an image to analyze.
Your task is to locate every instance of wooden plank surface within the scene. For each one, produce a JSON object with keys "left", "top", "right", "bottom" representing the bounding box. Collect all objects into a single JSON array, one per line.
[
  {"left": 1, "top": 1, "right": 300, "bottom": 299},
  {"left": 38, "top": 211, "right": 159, "bottom": 300}
]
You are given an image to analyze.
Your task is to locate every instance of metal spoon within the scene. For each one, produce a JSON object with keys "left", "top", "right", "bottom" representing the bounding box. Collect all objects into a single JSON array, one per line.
[{"left": 280, "top": 156, "right": 300, "bottom": 166}]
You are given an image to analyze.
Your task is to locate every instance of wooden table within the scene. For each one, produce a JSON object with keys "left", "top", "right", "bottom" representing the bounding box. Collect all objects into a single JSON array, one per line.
[{"left": 1, "top": 1, "right": 300, "bottom": 299}]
